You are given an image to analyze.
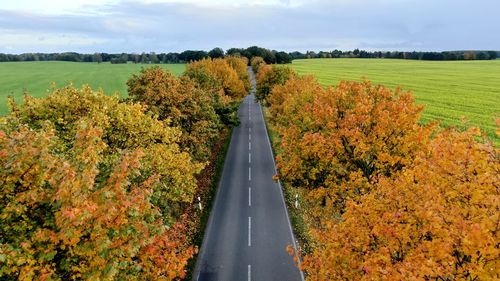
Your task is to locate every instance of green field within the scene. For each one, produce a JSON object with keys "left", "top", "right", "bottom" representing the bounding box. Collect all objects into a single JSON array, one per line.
[
  {"left": 292, "top": 58, "right": 500, "bottom": 141},
  {"left": 0, "top": 61, "right": 185, "bottom": 115}
]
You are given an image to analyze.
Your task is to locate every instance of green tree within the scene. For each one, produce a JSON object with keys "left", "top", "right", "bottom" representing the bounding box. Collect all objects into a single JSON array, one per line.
[{"left": 208, "top": 47, "right": 225, "bottom": 59}]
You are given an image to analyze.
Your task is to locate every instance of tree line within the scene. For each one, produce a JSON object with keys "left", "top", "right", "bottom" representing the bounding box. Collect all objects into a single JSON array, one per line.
[
  {"left": 1, "top": 47, "right": 498, "bottom": 64},
  {"left": 0, "top": 46, "right": 292, "bottom": 64},
  {"left": 253, "top": 58, "right": 499, "bottom": 280},
  {"left": 0, "top": 57, "right": 250, "bottom": 279},
  {"left": 296, "top": 49, "right": 499, "bottom": 60}
]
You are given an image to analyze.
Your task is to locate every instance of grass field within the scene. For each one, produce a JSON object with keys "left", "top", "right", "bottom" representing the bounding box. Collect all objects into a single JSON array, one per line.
[
  {"left": 0, "top": 61, "right": 185, "bottom": 115},
  {"left": 292, "top": 58, "right": 500, "bottom": 142}
]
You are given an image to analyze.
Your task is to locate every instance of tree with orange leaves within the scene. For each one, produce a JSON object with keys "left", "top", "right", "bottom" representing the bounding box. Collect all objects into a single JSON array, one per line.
[
  {"left": 270, "top": 77, "right": 432, "bottom": 212},
  {"left": 302, "top": 128, "right": 499, "bottom": 280}
]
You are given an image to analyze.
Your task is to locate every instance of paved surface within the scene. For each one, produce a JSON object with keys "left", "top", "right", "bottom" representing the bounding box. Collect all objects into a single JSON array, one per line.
[{"left": 192, "top": 67, "right": 304, "bottom": 281}]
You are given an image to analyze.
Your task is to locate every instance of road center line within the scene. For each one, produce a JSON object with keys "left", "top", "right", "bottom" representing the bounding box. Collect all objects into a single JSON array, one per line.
[
  {"left": 249, "top": 187, "right": 251, "bottom": 206},
  {"left": 249, "top": 152, "right": 251, "bottom": 163},
  {"left": 248, "top": 216, "right": 252, "bottom": 247},
  {"left": 249, "top": 141, "right": 251, "bottom": 150},
  {"left": 249, "top": 167, "right": 251, "bottom": 181},
  {"left": 248, "top": 264, "right": 251, "bottom": 281}
]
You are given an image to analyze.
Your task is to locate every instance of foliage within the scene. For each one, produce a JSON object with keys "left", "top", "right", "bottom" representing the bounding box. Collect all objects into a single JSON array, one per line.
[
  {"left": 183, "top": 57, "right": 251, "bottom": 127},
  {"left": 127, "top": 66, "right": 221, "bottom": 162},
  {"left": 0, "top": 123, "right": 195, "bottom": 280},
  {"left": 270, "top": 77, "right": 433, "bottom": 213},
  {"left": 185, "top": 58, "right": 247, "bottom": 100},
  {"left": 255, "top": 65, "right": 297, "bottom": 105},
  {"left": 7, "top": 84, "right": 203, "bottom": 217},
  {"left": 250, "top": 56, "right": 265, "bottom": 74},
  {"left": 302, "top": 128, "right": 499, "bottom": 280},
  {"left": 182, "top": 67, "right": 239, "bottom": 126},
  {"left": 224, "top": 56, "right": 251, "bottom": 92},
  {"left": 208, "top": 48, "right": 224, "bottom": 59}
]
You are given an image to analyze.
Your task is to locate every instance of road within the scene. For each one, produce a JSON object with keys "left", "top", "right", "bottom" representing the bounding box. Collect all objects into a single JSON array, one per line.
[{"left": 192, "top": 67, "right": 304, "bottom": 281}]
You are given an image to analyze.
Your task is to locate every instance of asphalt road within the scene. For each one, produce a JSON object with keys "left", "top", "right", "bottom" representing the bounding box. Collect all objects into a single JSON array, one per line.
[{"left": 192, "top": 67, "right": 304, "bottom": 281}]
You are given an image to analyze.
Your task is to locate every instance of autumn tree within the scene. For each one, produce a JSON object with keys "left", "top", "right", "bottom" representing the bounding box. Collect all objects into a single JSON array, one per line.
[
  {"left": 250, "top": 56, "right": 265, "bottom": 74},
  {"left": 270, "top": 78, "right": 433, "bottom": 213},
  {"left": 0, "top": 122, "right": 195, "bottom": 280},
  {"left": 185, "top": 58, "right": 247, "bottom": 100},
  {"left": 256, "top": 65, "right": 297, "bottom": 105},
  {"left": 127, "top": 66, "right": 221, "bottom": 162},
  {"left": 184, "top": 57, "right": 251, "bottom": 126},
  {"left": 301, "top": 128, "right": 499, "bottom": 280},
  {"left": 183, "top": 67, "right": 240, "bottom": 126},
  {"left": 7, "top": 84, "right": 203, "bottom": 217},
  {"left": 224, "top": 56, "right": 251, "bottom": 92}
]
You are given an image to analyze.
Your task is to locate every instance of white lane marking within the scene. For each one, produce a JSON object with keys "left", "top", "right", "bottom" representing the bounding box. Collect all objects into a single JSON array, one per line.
[
  {"left": 248, "top": 264, "right": 251, "bottom": 281},
  {"left": 249, "top": 187, "right": 252, "bottom": 207},
  {"left": 249, "top": 153, "right": 251, "bottom": 164},
  {"left": 248, "top": 216, "right": 252, "bottom": 247},
  {"left": 258, "top": 103, "right": 306, "bottom": 281},
  {"left": 249, "top": 127, "right": 251, "bottom": 134},
  {"left": 249, "top": 141, "right": 251, "bottom": 150},
  {"left": 249, "top": 167, "right": 251, "bottom": 181}
]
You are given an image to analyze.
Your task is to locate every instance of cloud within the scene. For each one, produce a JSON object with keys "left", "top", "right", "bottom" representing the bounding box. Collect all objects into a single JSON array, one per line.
[{"left": 0, "top": 0, "right": 498, "bottom": 53}]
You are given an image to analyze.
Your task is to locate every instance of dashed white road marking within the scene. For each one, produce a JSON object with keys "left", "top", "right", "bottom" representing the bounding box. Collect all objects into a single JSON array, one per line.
[
  {"left": 249, "top": 153, "right": 251, "bottom": 164},
  {"left": 248, "top": 264, "right": 251, "bottom": 281},
  {"left": 248, "top": 167, "right": 251, "bottom": 181},
  {"left": 249, "top": 187, "right": 252, "bottom": 207},
  {"left": 248, "top": 216, "right": 252, "bottom": 247}
]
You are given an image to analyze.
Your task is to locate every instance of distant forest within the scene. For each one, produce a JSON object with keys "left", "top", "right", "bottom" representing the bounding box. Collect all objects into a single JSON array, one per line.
[{"left": 0, "top": 46, "right": 498, "bottom": 64}]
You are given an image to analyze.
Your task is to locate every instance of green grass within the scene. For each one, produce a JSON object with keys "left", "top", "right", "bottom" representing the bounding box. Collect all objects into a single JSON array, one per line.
[
  {"left": 291, "top": 58, "right": 500, "bottom": 142},
  {"left": 0, "top": 61, "right": 186, "bottom": 115}
]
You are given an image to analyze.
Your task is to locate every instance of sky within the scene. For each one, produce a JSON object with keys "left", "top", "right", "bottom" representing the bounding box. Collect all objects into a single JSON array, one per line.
[{"left": 0, "top": 0, "right": 499, "bottom": 54}]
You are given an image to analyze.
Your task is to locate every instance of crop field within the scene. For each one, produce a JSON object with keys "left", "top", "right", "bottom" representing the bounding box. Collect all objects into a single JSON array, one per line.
[
  {"left": 292, "top": 58, "right": 500, "bottom": 141},
  {"left": 0, "top": 61, "right": 185, "bottom": 115}
]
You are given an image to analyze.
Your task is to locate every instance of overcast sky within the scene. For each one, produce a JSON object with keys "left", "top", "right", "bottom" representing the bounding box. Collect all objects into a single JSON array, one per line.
[{"left": 1, "top": 0, "right": 498, "bottom": 53}]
